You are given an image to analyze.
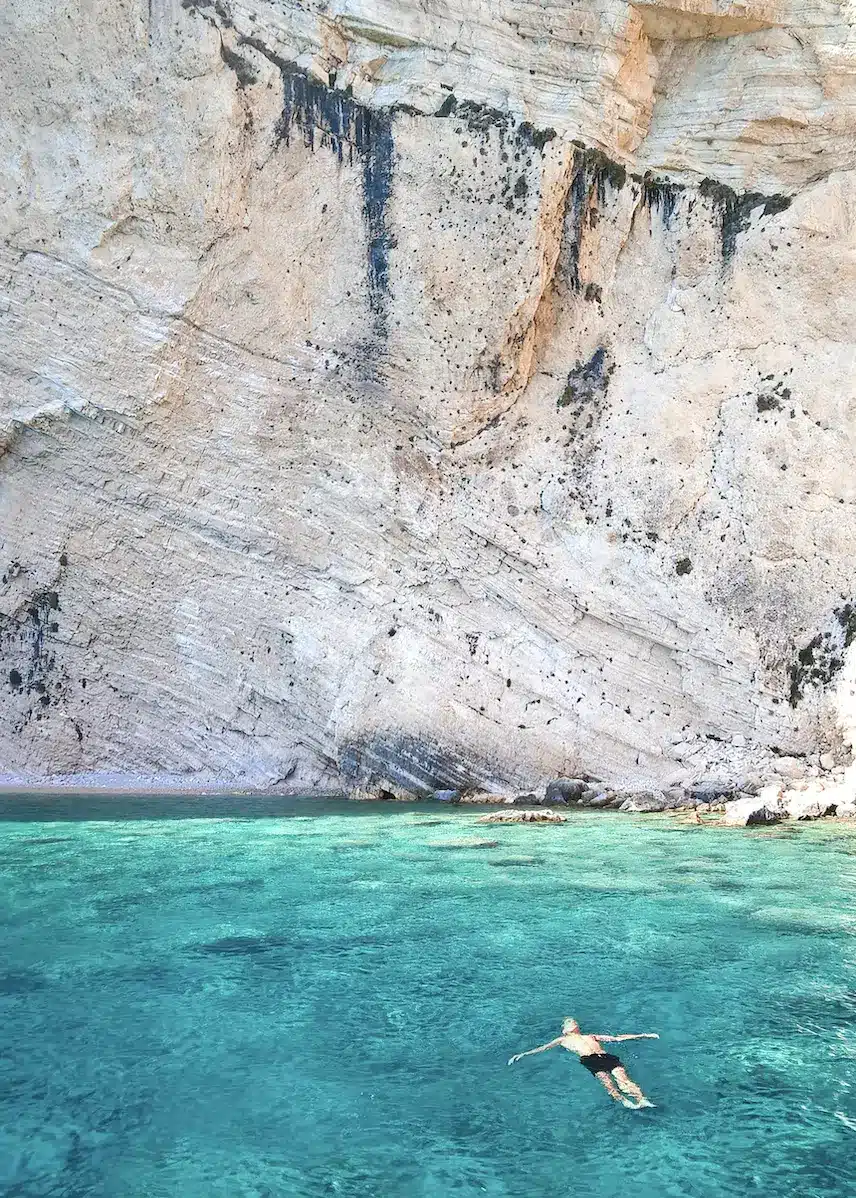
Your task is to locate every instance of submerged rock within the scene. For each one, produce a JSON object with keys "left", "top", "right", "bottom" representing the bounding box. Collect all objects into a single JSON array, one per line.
[
  {"left": 427, "top": 837, "right": 500, "bottom": 849},
  {"left": 487, "top": 856, "right": 543, "bottom": 867}
]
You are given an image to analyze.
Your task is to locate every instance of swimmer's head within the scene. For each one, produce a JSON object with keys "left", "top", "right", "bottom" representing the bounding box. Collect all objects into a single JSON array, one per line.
[{"left": 562, "top": 1018, "right": 580, "bottom": 1033}]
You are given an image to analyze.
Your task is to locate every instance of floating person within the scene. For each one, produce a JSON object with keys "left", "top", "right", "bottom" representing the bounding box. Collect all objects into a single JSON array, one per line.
[{"left": 507, "top": 1017, "right": 658, "bottom": 1108}]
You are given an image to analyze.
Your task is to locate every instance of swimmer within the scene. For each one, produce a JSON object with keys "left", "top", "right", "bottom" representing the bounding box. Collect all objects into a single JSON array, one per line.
[{"left": 508, "top": 1017, "right": 658, "bottom": 1109}]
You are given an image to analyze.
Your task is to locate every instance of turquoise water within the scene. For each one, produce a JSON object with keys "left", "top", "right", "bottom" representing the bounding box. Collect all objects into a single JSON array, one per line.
[{"left": 2, "top": 798, "right": 856, "bottom": 1197}]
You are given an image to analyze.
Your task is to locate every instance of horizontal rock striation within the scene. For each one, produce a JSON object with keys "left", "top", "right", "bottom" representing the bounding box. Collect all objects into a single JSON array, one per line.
[{"left": 2, "top": 0, "right": 856, "bottom": 792}]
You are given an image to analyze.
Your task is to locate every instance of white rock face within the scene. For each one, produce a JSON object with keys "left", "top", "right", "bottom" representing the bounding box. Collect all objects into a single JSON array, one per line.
[
  {"left": 782, "top": 787, "right": 838, "bottom": 820},
  {"left": 2, "top": 1, "right": 856, "bottom": 791},
  {"left": 724, "top": 788, "right": 784, "bottom": 825}
]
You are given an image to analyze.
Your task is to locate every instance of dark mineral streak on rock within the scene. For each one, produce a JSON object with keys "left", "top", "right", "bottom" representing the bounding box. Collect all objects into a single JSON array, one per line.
[
  {"left": 565, "top": 156, "right": 590, "bottom": 293},
  {"left": 699, "top": 179, "right": 792, "bottom": 261},
  {"left": 422, "top": 96, "right": 790, "bottom": 270},
  {"left": 552, "top": 141, "right": 790, "bottom": 282},
  {"left": 267, "top": 60, "right": 395, "bottom": 334},
  {"left": 561, "top": 147, "right": 628, "bottom": 292},
  {"left": 186, "top": 1, "right": 792, "bottom": 294},
  {"left": 788, "top": 601, "right": 856, "bottom": 706},
  {"left": 641, "top": 174, "right": 682, "bottom": 229},
  {"left": 219, "top": 42, "right": 257, "bottom": 88},
  {"left": 182, "top": 3, "right": 398, "bottom": 336}
]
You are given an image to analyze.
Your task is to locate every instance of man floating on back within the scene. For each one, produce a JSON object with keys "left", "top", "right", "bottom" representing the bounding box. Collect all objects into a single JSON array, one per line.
[{"left": 508, "top": 1017, "right": 658, "bottom": 1109}]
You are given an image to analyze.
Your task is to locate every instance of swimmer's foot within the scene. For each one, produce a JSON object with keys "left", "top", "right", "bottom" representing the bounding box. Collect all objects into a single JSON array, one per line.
[{"left": 623, "top": 1098, "right": 656, "bottom": 1109}]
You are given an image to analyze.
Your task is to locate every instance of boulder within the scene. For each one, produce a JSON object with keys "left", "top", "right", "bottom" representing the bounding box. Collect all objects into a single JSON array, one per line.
[
  {"left": 511, "top": 792, "right": 540, "bottom": 806},
  {"left": 544, "top": 778, "right": 587, "bottom": 805},
  {"left": 617, "top": 790, "right": 685, "bottom": 813},
  {"left": 458, "top": 790, "right": 505, "bottom": 804},
  {"left": 431, "top": 789, "right": 461, "bottom": 803},
  {"left": 619, "top": 792, "right": 665, "bottom": 813},
  {"left": 782, "top": 783, "right": 838, "bottom": 821},
  {"left": 787, "top": 798, "right": 837, "bottom": 821},
  {"left": 688, "top": 782, "right": 738, "bottom": 804},
  {"left": 587, "top": 792, "right": 613, "bottom": 808},
  {"left": 819, "top": 752, "right": 836, "bottom": 771},
  {"left": 723, "top": 787, "right": 785, "bottom": 826},
  {"left": 772, "top": 756, "right": 806, "bottom": 779},
  {"left": 836, "top": 804, "right": 856, "bottom": 819}
]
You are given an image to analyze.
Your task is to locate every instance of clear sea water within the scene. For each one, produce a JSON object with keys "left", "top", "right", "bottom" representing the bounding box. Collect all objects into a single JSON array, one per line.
[{"left": 2, "top": 797, "right": 856, "bottom": 1198}]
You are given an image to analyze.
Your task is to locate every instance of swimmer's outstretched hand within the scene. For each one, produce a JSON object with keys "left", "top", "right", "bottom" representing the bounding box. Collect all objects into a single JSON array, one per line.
[{"left": 507, "top": 1054, "right": 523, "bottom": 1065}]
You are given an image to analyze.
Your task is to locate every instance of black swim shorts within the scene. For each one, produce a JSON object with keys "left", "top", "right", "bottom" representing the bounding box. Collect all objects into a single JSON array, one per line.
[{"left": 580, "top": 1052, "right": 621, "bottom": 1074}]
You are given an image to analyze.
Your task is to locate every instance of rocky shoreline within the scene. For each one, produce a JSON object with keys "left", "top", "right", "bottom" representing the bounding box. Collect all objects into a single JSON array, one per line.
[
  {"left": 348, "top": 765, "right": 856, "bottom": 827},
  {"left": 3, "top": 764, "right": 856, "bottom": 829}
]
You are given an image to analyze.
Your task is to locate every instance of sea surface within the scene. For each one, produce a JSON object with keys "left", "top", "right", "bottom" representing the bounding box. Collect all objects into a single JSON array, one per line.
[{"left": 2, "top": 796, "right": 856, "bottom": 1197}]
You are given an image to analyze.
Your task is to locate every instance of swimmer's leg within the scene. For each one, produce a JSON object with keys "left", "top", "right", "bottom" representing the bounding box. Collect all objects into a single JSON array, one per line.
[
  {"left": 594, "top": 1070, "right": 629, "bottom": 1105},
  {"left": 611, "top": 1066, "right": 655, "bottom": 1108}
]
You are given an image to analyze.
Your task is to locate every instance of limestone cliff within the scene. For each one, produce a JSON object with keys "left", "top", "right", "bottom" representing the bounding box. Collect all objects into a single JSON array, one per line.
[{"left": 2, "top": 0, "right": 856, "bottom": 793}]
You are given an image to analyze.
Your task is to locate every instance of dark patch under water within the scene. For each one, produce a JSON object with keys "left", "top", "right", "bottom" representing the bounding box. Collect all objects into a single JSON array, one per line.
[{"left": 0, "top": 969, "right": 47, "bottom": 995}]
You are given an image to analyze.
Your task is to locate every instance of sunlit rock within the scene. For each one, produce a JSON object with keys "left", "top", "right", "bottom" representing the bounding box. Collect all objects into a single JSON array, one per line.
[{"left": 723, "top": 787, "right": 785, "bottom": 826}]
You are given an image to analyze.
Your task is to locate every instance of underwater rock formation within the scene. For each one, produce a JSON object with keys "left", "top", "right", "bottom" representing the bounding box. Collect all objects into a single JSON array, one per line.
[{"left": 2, "top": 1, "right": 856, "bottom": 791}]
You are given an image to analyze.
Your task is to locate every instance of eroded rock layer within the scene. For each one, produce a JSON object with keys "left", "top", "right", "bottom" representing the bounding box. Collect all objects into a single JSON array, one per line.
[{"left": 2, "top": 0, "right": 856, "bottom": 792}]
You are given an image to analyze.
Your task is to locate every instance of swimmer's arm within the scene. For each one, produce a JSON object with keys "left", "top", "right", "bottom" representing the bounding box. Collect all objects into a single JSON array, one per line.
[
  {"left": 594, "top": 1033, "right": 660, "bottom": 1042},
  {"left": 507, "top": 1038, "right": 563, "bottom": 1065}
]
